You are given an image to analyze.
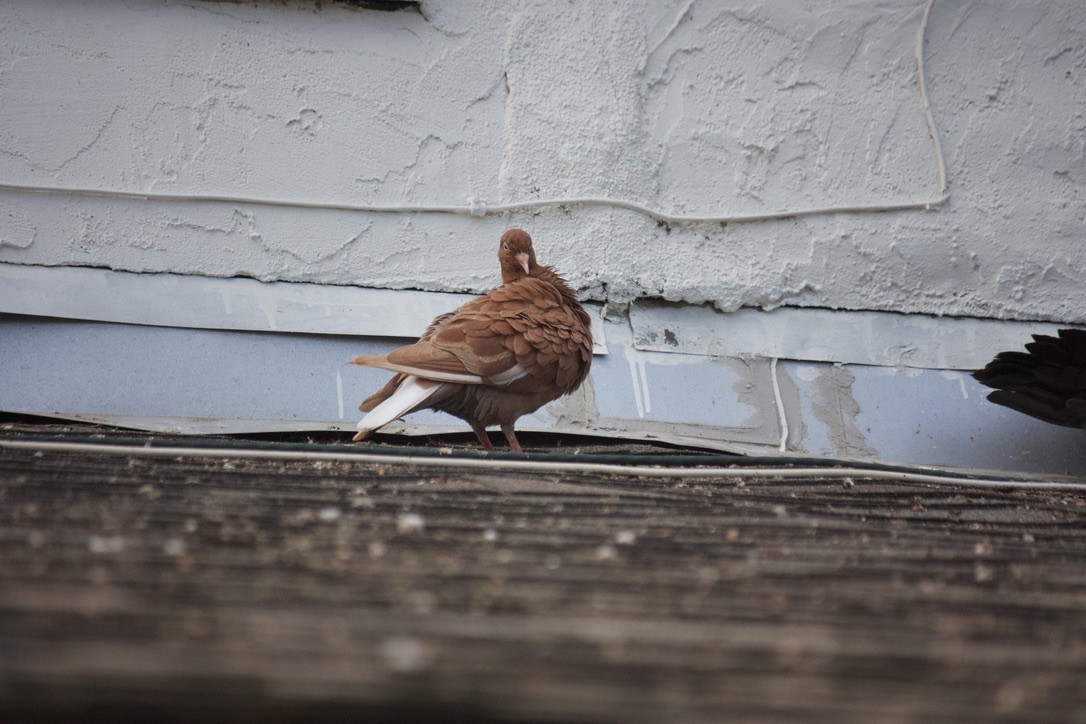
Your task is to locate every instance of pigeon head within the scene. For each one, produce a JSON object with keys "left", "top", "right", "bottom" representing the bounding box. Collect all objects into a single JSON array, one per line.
[{"left": 498, "top": 228, "right": 536, "bottom": 283}]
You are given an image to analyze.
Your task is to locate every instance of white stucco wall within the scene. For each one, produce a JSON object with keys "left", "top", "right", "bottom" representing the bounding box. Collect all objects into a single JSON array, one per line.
[{"left": 1, "top": 0, "right": 1083, "bottom": 323}]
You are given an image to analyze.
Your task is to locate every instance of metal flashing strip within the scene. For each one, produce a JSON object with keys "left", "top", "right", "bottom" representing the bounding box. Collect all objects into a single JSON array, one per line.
[
  {"left": 2, "top": 313, "right": 1085, "bottom": 476},
  {"left": 5, "top": 438, "right": 1084, "bottom": 492},
  {"left": 0, "top": 266, "right": 1074, "bottom": 371},
  {"left": 631, "top": 301, "right": 1082, "bottom": 371},
  {"left": 0, "top": 263, "right": 607, "bottom": 354},
  {"left": 16, "top": 412, "right": 764, "bottom": 455}
]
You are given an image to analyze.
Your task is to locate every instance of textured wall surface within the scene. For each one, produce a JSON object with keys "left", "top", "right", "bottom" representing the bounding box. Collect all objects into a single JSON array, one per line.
[{"left": 1, "top": 0, "right": 1083, "bottom": 323}]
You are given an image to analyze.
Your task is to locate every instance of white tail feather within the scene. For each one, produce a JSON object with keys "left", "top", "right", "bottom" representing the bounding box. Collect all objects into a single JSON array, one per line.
[{"left": 356, "top": 375, "right": 447, "bottom": 437}]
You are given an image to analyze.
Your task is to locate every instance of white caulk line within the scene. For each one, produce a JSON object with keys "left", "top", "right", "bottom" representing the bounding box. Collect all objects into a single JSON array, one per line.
[
  {"left": 628, "top": 356, "right": 645, "bottom": 419},
  {"left": 771, "top": 358, "right": 789, "bottom": 453},
  {"left": 335, "top": 371, "right": 345, "bottom": 420},
  {"left": 638, "top": 359, "right": 652, "bottom": 415}
]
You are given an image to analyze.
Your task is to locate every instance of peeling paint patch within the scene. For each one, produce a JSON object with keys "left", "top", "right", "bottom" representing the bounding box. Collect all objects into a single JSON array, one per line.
[
  {"left": 716, "top": 356, "right": 776, "bottom": 433},
  {"left": 0, "top": 204, "right": 34, "bottom": 248},
  {"left": 809, "top": 365, "right": 878, "bottom": 459},
  {"left": 548, "top": 375, "right": 598, "bottom": 428}
]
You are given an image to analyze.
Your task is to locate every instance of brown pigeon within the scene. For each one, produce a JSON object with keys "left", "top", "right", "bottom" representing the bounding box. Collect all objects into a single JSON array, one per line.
[
  {"left": 349, "top": 228, "right": 593, "bottom": 452},
  {"left": 972, "top": 328, "right": 1086, "bottom": 428}
]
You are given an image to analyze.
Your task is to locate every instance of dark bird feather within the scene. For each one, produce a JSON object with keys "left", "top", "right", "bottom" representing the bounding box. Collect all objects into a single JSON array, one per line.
[{"left": 972, "top": 328, "right": 1086, "bottom": 428}]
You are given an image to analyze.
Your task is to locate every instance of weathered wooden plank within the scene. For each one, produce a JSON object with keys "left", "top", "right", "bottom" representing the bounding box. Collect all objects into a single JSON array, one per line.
[{"left": 1, "top": 431, "right": 1084, "bottom": 723}]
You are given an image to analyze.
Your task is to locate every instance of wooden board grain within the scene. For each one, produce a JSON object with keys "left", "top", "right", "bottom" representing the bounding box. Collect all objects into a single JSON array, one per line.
[{"left": 1, "top": 431, "right": 1084, "bottom": 723}]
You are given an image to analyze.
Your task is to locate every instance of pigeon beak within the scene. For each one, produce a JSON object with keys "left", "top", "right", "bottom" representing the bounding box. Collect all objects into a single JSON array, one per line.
[{"left": 516, "top": 253, "right": 530, "bottom": 274}]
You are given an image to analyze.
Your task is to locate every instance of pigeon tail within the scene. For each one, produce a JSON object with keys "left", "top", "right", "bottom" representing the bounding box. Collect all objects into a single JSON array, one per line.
[{"left": 353, "top": 375, "right": 448, "bottom": 442}]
